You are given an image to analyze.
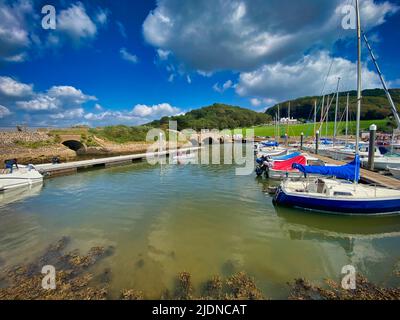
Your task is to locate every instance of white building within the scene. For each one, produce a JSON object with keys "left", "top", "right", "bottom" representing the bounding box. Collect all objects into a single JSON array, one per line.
[{"left": 280, "top": 117, "right": 299, "bottom": 125}]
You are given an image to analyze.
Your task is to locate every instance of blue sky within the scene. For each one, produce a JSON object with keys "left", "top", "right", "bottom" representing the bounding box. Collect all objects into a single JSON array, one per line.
[{"left": 0, "top": 0, "right": 399, "bottom": 127}]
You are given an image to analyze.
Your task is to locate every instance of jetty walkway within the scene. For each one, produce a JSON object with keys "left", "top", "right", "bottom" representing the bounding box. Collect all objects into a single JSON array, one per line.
[{"left": 35, "top": 147, "right": 201, "bottom": 177}]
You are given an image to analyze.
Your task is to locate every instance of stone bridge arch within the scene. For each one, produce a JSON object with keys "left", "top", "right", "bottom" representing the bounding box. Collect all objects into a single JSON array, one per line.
[{"left": 59, "top": 135, "right": 87, "bottom": 153}]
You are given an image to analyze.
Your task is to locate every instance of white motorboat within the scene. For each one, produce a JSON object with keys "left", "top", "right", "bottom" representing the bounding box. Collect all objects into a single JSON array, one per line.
[
  {"left": 172, "top": 152, "right": 198, "bottom": 164},
  {"left": 327, "top": 143, "right": 383, "bottom": 161},
  {"left": 172, "top": 153, "right": 196, "bottom": 160},
  {"left": 0, "top": 165, "right": 43, "bottom": 192},
  {"left": 257, "top": 148, "right": 289, "bottom": 158},
  {"left": 361, "top": 156, "right": 400, "bottom": 171}
]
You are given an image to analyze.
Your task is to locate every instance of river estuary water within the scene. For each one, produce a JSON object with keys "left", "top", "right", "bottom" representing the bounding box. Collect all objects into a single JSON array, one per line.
[{"left": 1, "top": 146, "right": 400, "bottom": 299}]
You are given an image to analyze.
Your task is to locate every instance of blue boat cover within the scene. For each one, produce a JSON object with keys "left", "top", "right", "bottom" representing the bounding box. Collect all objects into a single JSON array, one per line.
[
  {"left": 256, "top": 152, "right": 300, "bottom": 164},
  {"left": 292, "top": 155, "right": 360, "bottom": 182},
  {"left": 320, "top": 138, "right": 333, "bottom": 145},
  {"left": 272, "top": 152, "right": 301, "bottom": 161},
  {"left": 261, "top": 141, "right": 279, "bottom": 147}
]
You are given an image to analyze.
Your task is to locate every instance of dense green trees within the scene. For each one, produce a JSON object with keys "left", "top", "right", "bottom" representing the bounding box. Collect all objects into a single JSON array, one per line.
[
  {"left": 265, "top": 89, "right": 400, "bottom": 122},
  {"left": 149, "top": 103, "right": 271, "bottom": 130}
]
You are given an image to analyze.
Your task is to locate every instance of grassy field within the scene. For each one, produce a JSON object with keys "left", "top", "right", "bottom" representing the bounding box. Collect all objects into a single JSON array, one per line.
[{"left": 244, "top": 119, "right": 390, "bottom": 137}]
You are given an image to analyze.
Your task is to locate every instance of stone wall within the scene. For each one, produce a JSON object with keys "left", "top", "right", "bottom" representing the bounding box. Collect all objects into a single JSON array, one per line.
[
  {"left": 0, "top": 131, "right": 51, "bottom": 147},
  {"left": 0, "top": 130, "right": 75, "bottom": 165}
]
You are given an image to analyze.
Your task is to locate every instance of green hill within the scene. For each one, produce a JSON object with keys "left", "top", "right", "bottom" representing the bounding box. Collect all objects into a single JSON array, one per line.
[
  {"left": 265, "top": 88, "right": 400, "bottom": 123},
  {"left": 149, "top": 103, "right": 271, "bottom": 130}
]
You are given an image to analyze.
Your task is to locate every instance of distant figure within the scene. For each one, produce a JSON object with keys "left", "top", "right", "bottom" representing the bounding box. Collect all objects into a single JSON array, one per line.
[
  {"left": 4, "top": 159, "right": 19, "bottom": 173},
  {"left": 52, "top": 156, "right": 61, "bottom": 164}
]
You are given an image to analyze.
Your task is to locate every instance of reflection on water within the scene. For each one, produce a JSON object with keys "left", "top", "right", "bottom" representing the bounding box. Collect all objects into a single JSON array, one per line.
[
  {"left": 0, "top": 184, "right": 43, "bottom": 207},
  {"left": 0, "top": 146, "right": 400, "bottom": 298}
]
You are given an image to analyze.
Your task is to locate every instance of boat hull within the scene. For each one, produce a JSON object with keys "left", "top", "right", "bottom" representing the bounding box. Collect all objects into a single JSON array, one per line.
[
  {"left": 273, "top": 186, "right": 400, "bottom": 215},
  {"left": 361, "top": 158, "right": 400, "bottom": 171},
  {"left": 389, "top": 167, "right": 400, "bottom": 179},
  {"left": 0, "top": 170, "right": 43, "bottom": 192},
  {"left": 267, "top": 170, "right": 303, "bottom": 180}
]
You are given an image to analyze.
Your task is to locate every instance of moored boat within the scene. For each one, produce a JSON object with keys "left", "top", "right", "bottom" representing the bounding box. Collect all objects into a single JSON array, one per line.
[
  {"left": 267, "top": 155, "right": 307, "bottom": 180},
  {"left": 389, "top": 167, "right": 400, "bottom": 179},
  {"left": 0, "top": 165, "right": 43, "bottom": 192},
  {"left": 273, "top": 177, "right": 400, "bottom": 215},
  {"left": 361, "top": 156, "right": 400, "bottom": 171}
]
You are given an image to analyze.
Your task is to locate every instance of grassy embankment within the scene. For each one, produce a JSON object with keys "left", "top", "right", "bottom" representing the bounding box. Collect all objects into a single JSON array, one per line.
[
  {"left": 243, "top": 119, "right": 390, "bottom": 137},
  {"left": 47, "top": 126, "right": 153, "bottom": 145},
  {"left": 89, "top": 125, "right": 153, "bottom": 143}
]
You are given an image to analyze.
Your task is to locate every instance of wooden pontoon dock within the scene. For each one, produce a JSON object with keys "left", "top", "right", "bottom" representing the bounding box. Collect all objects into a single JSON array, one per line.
[{"left": 35, "top": 147, "right": 201, "bottom": 177}]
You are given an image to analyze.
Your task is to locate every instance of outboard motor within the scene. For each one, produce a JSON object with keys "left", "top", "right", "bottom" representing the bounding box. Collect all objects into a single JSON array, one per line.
[
  {"left": 255, "top": 166, "right": 265, "bottom": 177},
  {"left": 255, "top": 156, "right": 271, "bottom": 177}
]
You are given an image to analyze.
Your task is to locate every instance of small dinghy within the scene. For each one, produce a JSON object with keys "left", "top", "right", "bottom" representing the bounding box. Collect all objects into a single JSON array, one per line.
[{"left": 172, "top": 152, "right": 197, "bottom": 163}]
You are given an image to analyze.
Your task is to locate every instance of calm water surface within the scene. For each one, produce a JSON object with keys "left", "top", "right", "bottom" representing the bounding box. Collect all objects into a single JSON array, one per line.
[{"left": 1, "top": 148, "right": 400, "bottom": 298}]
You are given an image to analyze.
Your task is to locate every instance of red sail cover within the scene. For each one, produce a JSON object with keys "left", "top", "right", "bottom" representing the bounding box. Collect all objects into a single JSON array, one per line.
[{"left": 272, "top": 155, "right": 306, "bottom": 171}]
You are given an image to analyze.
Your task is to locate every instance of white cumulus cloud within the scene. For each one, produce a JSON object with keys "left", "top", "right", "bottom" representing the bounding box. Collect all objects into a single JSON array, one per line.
[
  {"left": 4, "top": 79, "right": 97, "bottom": 114},
  {"left": 0, "top": 76, "right": 33, "bottom": 98},
  {"left": 213, "top": 80, "right": 233, "bottom": 93},
  {"left": 236, "top": 51, "right": 381, "bottom": 102},
  {"left": 143, "top": 0, "right": 398, "bottom": 72},
  {"left": 0, "top": 105, "right": 11, "bottom": 118},
  {"left": 57, "top": 2, "right": 98, "bottom": 44},
  {"left": 131, "top": 103, "right": 180, "bottom": 118},
  {"left": 0, "top": 0, "right": 33, "bottom": 63},
  {"left": 120, "top": 47, "right": 138, "bottom": 64},
  {"left": 50, "top": 108, "right": 85, "bottom": 120},
  {"left": 250, "top": 98, "right": 262, "bottom": 107}
]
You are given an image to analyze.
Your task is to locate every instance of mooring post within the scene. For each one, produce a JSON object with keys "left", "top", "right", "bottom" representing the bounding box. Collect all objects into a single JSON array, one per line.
[
  {"left": 300, "top": 132, "right": 304, "bottom": 150},
  {"left": 368, "top": 124, "right": 377, "bottom": 170},
  {"left": 315, "top": 130, "right": 319, "bottom": 155},
  {"left": 285, "top": 133, "right": 288, "bottom": 147}
]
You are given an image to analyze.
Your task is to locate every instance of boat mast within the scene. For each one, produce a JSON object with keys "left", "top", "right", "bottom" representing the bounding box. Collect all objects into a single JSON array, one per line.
[
  {"left": 286, "top": 102, "right": 290, "bottom": 136},
  {"left": 277, "top": 104, "right": 280, "bottom": 140},
  {"left": 355, "top": 0, "right": 361, "bottom": 156},
  {"left": 320, "top": 95, "right": 325, "bottom": 123},
  {"left": 314, "top": 100, "right": 317, "bottom": 136},
  {"left": 325, "top": 94, "right": 329, "bottom": 138},
  {"left": 334, "top": 77, "right": 341, "bottom": 146},
  {"left": 345, "top": 92, "right": 349, "bottom": 145},
  {"left": 363, "top": 33, "right": 400, "bottom": 129}
]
